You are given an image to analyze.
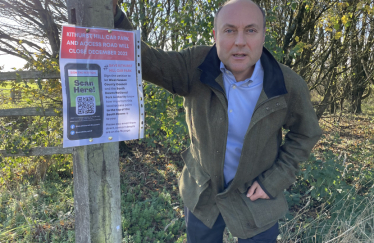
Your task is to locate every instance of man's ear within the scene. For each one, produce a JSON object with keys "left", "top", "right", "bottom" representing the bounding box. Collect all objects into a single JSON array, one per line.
[{"left": 213, "top": 29, "right": 216, "bottom": 42}]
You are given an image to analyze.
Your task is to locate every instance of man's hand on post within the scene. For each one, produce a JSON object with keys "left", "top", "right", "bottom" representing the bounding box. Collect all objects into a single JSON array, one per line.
[
  {"left": 112, "top": 0, "right": 117, "bottom": 16},
  {"left": 246, "top": 181, "right": 270, "bottom": 201}
]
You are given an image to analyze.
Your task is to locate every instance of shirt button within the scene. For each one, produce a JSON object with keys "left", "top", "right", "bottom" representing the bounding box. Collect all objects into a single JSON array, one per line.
[
  {"left": 232, "top": 85, "right": 237, "bottom": 89},
  {"left": 229, "top": 109, "right": 233, "bottom": 113},
  {"left": 276, "top": 102, "right": 280, "bottom": 106},
  {"left": 266, "top": 107, "right": 269, "bottom": 111}
]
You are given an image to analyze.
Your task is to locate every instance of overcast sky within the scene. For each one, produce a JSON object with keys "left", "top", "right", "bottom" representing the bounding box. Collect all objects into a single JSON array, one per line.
[{"left": 0, "top": 54, "right": 27, "bottom": 71}]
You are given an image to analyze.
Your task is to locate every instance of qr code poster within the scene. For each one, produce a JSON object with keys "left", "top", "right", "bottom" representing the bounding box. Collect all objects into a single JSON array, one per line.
[
  {"left": 60, "top": 26, "right": 144, "bottom": 148},
  {"left": 76, "top": 96, "right": 96, "bottom": 115}
]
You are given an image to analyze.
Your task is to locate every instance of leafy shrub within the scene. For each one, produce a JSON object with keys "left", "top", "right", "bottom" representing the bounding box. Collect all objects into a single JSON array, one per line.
[
  {"left": 142, "top": 83, "right": 189, "bottom": 153},
  {"left": 121, "top": 184, "right": 185, "bottom": 243},
  {"left": 282, "top": 118, "right": 374, "bottom": 242}
]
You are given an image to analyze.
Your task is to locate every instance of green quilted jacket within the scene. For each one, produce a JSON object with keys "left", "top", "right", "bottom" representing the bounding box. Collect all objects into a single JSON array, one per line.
[{"left": 115, "top": 9, "right": 321, "bottom": 239}]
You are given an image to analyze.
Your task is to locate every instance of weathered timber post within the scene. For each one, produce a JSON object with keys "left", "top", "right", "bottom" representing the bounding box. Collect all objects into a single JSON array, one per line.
[
  {"left": 0, "top": 89, "right": 6, "bottom": 103},
  {"left": 10, "top": 89, "right": 21, "bottom": 104},
  {"left": 10, "top": 89, "right": 15, "bottom": 104},
  {"left": 66, "top": 1, "right": 122, "bottom": 242}
]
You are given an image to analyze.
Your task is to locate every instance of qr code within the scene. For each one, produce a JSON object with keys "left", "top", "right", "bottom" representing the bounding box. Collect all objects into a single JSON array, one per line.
[{"left": 76, "top": 96, "right": 96, "bottom": 115}]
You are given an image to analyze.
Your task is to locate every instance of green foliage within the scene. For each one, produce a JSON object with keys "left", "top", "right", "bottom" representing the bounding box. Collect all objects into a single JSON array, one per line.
[
  {"left": 264, "top": 8, "right": 286, "bottom": 62},
  {"left": 282, "top": 115, "right": 374, "bottom": 242},
  {"left": 297, "top": 152, "right": 351, "bottom": 205},
  {"left": 0, "top": 179, "right": 74, "bottom": 242},
  {"left": 119, "top": 145, "right": 185, "bottom": 242},
  {"left": 142, "top": 83, "right": 189, "bottom": 153},
  {"left": 0, "top": 51, "right": 68, "bottom": 185},
  {"left": 1, "top": 116, "right": 62, "bottom": 154},
  {"left": 121, "top": 185, "right": 184, "bottom": 243}
]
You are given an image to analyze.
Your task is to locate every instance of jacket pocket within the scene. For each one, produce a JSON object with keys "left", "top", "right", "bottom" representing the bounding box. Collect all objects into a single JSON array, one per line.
[
  {"left": 179, "top": 147, "right": 211, "bottom": 211},
  {"left": 239, "top": 191, "right": 288, "bottom": 228}
]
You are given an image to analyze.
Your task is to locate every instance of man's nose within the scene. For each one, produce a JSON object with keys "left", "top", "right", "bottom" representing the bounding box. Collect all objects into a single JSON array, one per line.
[{"left": 235, "top": 32, "right": 245, "bottom": 46}]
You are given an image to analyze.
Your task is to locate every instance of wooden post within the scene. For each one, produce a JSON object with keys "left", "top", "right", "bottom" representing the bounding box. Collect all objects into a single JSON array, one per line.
[
  {"left": 0, "top": 89, "right": 4, "bottom": 103},
  {"left": 10, "top": 89, "right": 16, "bottom": 104},
  {"left": 66, "top": 1, "right": 122, "bottom": 242}
]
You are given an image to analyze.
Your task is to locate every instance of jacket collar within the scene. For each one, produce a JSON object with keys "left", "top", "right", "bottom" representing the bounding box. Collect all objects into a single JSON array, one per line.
[{"left": 198, "top": 45, "right": 288, "bottom": 98}]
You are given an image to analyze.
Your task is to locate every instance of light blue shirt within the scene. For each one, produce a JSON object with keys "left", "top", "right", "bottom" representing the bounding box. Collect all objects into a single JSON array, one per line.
[{"left": 220, "top": 60, "right": 264, "bottom": 184}]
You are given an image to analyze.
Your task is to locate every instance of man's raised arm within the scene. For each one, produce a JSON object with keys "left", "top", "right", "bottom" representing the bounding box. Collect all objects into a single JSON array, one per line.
[{"left": 113, "top": 1, "right": 134, "bottom": 30}]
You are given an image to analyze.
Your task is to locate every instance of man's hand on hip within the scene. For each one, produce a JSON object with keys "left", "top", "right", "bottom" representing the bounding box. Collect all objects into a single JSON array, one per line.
[{"left": 246, "top": 181, "right": 270, "bottom": 201}]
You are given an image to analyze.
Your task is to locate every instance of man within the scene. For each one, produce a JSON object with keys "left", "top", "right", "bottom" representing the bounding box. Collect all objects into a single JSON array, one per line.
[{"left": 113, "top": 0, "right": 321, "bottom": 242}]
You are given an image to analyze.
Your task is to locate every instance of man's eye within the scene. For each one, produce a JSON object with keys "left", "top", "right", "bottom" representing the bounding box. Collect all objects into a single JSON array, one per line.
[
  {"left": 225, "top": 29, "right": 234, "bottom": 33},
  {"left": 247, "top": 29, "right": 256, "bottom": 33}
]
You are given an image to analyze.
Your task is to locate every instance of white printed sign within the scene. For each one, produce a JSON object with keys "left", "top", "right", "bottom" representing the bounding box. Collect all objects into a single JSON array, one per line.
[{"left": 59, "top": 25, "right": 144, "bottom": 148}]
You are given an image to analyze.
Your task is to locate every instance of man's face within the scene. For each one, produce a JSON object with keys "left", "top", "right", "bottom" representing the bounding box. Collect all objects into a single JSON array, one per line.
[{"left": 213, "top": 0, "right": 265, "bottom": 81}]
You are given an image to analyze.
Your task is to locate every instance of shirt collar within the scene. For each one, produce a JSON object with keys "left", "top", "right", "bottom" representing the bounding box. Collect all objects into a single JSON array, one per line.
[
  {"left": 198, "top": 45, "right": 287, "bottom": 98},
  {"left": 220, "top": 59, "right": 263, "bottom": 86}
]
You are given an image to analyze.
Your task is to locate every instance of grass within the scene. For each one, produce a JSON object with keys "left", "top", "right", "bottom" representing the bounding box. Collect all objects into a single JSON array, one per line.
[
  {"left": 1, "top": 90, "right": 374, "bottom": 242},
  {"left": 278, "top": 112, "right": 374, "bottom": 242},
  {"left": 0, "top": 179, "right": 75, "bottom": 242},
  {"left": 0, "top": 80, "right": 61, "bottom": 111},
  {"left": 0, "top": 82, "right": 39, "bottom": 109}
]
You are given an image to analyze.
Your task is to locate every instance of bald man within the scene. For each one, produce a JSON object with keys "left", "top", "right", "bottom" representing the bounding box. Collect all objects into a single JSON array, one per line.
[{"left": 114, "top": 0, "right": 321, "bottom": 242}]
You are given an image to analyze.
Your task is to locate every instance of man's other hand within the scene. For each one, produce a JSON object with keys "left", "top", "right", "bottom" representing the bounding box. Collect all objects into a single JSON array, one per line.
[
  {"left": 246, "top": 181, "right": 270, "bottom": 201},
  {"left": 112, "top": 0, "right": 117, "bottom": 15}
]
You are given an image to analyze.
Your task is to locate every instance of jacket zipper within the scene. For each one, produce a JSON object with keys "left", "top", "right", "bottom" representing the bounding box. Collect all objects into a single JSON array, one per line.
[
  {"left": 221, "top": 112, "right": 229, "bottom": 189},
  {"left": 231, "top": 94, "right": 284, "bottom": 189},
  {"left": 212, "top": 86, "right": 229, "bottom": 190}
]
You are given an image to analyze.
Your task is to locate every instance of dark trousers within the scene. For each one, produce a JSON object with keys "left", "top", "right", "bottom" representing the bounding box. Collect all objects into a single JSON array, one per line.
[{"left": 184, "top": 207, "right": 279, "bottom": 243}]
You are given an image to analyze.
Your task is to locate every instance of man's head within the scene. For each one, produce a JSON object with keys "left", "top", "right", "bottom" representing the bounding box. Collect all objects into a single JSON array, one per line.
[
  {"left": 214, "top": 0, "right": 266, "bottom": 31},
  {"left": 213, "top": 0, "right": 266, "bottom": 81}
]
